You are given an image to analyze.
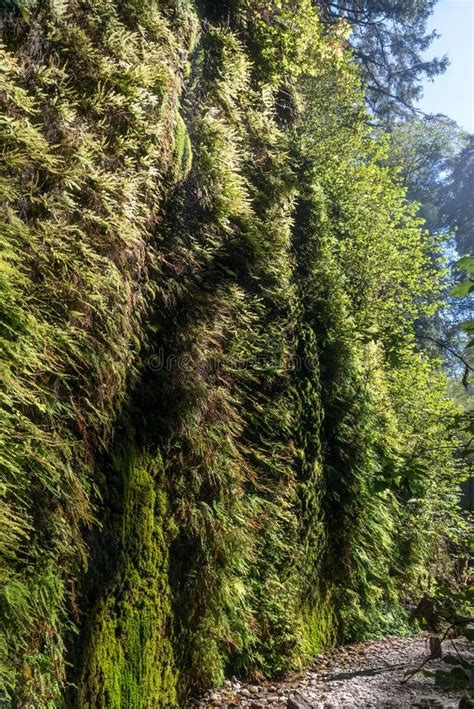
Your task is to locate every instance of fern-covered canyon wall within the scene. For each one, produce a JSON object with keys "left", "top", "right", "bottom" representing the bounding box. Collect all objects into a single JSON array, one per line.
[{"left": 0, "top": 0, "right": 464, "bottom": 706}]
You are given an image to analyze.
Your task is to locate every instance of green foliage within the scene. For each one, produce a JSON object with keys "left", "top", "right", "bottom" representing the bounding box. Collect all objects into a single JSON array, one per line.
[
  {"left": 0, "top": 0, "right": 196, "bottom": 701},
  {"left": 409, "top": 585, "right": 474, "bottom": 702},
  {"left": 315, "top": 0, "right": 449, "bottom": 121},
  {"left": 451, "top": 256, "right": 474, "bottom": 352},
  {"left": 0, "top": 0, "right": 467, "bottom": 705},
  {"left": 173, "top": 111, "right": 193, "bottom": 180},
  {"left": 76, "top": 445, "right": 177, "bottom": 708},
  {"left": 385, "top": 116, "right": 466, "bottom": 232},
  {"left": 452, "top": 256, "right": 474, "bottom": 299},
  {"left": 444, "top": 135, "right": 474, "bottom": 256}
]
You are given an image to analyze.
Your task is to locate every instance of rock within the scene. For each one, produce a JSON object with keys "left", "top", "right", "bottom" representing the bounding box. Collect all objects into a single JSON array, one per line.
[
  {"left": 250, "top": 686, "right": 260, "bottom": 694},
  {"left": 287, "top": 691, "right": 313, "bottom": 709},
  {"left": 240, "top": 689, "right": 251, "bottom": 697}
]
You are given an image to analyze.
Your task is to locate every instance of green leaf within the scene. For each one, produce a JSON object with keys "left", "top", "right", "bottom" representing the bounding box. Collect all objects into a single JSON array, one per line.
[
  {"left": 463, "top": 628, "right": 474, "bottom": 642},
  {"left": 443, "top": 654, "right": 473, "bottom": 668},
  {"left": 457, "top": 255, "right": 474, "bottom": 276},
  {"left": 434, "top": 667, "right": 470, "bottom": 690},
  {"left": 372, "top": 479, "right": 391, "bottom": 492},
  {"left": 451, "top": 280, "right": 474, "bottom": 297}
]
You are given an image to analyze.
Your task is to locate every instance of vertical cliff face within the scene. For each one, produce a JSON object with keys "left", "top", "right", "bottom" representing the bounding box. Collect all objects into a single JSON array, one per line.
[
  {"left": 0, "top": 1, "right": 196, "bottom": 701},
  {"left": 0, "top": 1, "right": 463, "bottom": 706}
]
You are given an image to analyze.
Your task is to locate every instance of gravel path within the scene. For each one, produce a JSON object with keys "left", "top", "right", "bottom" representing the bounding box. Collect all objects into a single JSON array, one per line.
[{"left": 189, "top": 635, "right": 473, "bottom": 708}]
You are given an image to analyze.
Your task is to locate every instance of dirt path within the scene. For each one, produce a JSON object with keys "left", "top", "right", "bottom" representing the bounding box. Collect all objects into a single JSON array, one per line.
[{"left": 189, "top": 635, "right": 473, "bottom": 708}]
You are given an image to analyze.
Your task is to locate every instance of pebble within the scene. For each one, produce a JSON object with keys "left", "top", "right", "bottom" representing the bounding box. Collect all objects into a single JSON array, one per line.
[{"left": 193, "top": 635, "right": 472, "bottom": 708}]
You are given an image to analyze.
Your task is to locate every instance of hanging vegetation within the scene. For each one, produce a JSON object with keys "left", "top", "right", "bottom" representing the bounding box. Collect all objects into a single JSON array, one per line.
[{"left": 0, "top": 0, "right": 466, "bottom": 706}]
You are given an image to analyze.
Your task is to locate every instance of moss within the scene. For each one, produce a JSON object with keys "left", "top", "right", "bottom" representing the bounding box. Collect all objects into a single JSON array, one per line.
[
  {"left": 174, "top": 111, "right": 193, "bottom": 179},
  {"left": 301, "top": 590, "right": 339, "bottom": 657},
  {"left": 77, "top": 447, "right": 177, "bottom": 708}
]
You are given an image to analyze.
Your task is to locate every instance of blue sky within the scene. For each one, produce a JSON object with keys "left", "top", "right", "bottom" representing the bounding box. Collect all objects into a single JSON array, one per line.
[{"left": 417, "top": 0, "right": 474, "bottom": 132}]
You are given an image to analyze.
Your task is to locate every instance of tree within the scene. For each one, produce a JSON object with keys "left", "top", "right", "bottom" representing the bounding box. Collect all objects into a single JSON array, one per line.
[
  {"left": 443, "top": 135, "right": 474, "bottom": 257},
  {"left": 383, "top": 118, "right": 469, "bottom": 370},
  {"left": 385, "top": 116, "right": 466, "bottom": 232},
  {"left": 315, "top": 0, "right": 448, "bottom": 122}
]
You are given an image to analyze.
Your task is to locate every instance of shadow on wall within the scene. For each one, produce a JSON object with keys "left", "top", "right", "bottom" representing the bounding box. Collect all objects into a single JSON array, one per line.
[{"left": 195, "top": 0, "right": 236, "bottom": 23}]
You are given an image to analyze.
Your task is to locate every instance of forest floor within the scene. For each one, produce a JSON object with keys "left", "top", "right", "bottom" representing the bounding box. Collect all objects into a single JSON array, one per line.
[{"left": 189, "top": 635, "right": 473, "bottom": 708}]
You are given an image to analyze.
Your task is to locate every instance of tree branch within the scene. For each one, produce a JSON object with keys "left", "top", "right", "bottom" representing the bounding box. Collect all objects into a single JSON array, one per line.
[{"left": 418, "top": 335, "right": 474, "bottom": 387}]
